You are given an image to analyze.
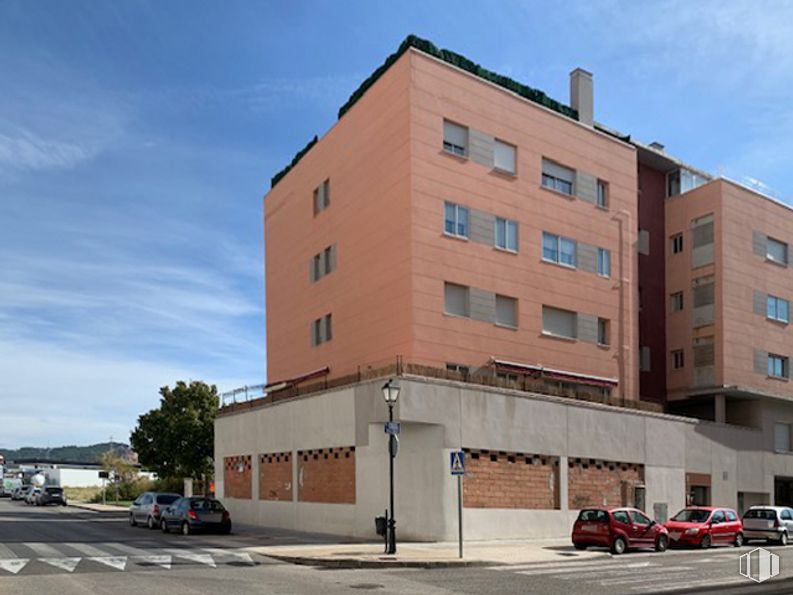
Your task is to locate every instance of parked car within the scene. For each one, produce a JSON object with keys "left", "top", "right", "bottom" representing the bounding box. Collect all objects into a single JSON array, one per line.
[
  {"left": 25, "top": 487, "right": 42, "bottom": 505},
  {"left": 129, "top": 492, "right": 181, "bottom": 529},
  {"left": 36, "top": 486, "right": 67, "bottom": 507},
  {"left": 742, "top": 506, "right": 793, "bottom": 545},
  {"left": 160, "top": 497, "right": 232, "bottom": 535},
  {"left": 11, "top": 485, "right": 30, "bottom": 501},
  {"left": 664, "top": 507, "right": 743, "bottom": 548},
  {"left": 572, "top": 507, "right": 669, "bottom": 554}
]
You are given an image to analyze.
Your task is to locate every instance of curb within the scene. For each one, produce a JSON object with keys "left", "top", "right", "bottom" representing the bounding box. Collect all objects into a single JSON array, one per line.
[
  {"left": 266, "top": 554, "right": 494, "bottom": 569},
  {"left": 68, "top": 503, "right": 128, "bottom": 513}
]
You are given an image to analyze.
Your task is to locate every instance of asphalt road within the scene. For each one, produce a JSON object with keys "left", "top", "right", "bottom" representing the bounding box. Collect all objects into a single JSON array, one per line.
[{"left": 4, "top": 498, "right": 793, "bottom": 594}]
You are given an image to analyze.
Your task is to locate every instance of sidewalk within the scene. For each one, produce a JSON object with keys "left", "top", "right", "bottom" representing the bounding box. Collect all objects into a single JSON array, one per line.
[
  {"left": 248, "top": 538, "right": 609, "bottom": 568},
  {"left": 68, "top": 501, "right": 128, "bottom": 512}
]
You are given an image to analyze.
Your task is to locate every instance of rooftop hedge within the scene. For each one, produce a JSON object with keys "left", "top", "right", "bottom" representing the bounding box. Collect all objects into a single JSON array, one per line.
[{"left": 270, "top": 35, "right": 578, "bottom": 189}]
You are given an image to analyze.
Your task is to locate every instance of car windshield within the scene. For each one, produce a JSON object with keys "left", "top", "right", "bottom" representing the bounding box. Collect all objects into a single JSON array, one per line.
[
  {"left": 577, "top": 509, "right": 608, "bottom": 522},
  {"left": 744, "top": 509, "right": 777, "bottom": 520},
  {"left": 156, "top": 494, "right": 180, "bottom": 505},
  {"left": 190, "top": 499, "right": 225, "bottom": 512},
  {"left": 671, "top": 509, "right": 711, "bottom": 523}
]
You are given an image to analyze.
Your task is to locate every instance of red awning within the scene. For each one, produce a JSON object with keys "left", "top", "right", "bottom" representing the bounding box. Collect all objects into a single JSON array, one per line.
[
  {"left": 264, "top": 366, "right": 330, "bottom": 391},
  {"left": 491, "top": 359, "right": 618, "bottom": 388}
]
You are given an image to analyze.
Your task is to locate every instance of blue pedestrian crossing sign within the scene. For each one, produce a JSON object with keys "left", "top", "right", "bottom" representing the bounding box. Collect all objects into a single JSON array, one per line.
[{"left": 450, "top": 451, "right": 465, "bottom": 476}]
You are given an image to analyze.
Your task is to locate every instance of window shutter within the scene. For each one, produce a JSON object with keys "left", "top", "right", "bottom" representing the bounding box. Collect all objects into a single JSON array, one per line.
[
  {"left": 542, "top": 306, "right": 576, "bottom": 338},
  {"left": 443, "top": 121, "right": 467, "bottom": 149},
  {"left": 542, "top": 159, "right": 575, "bottom": 183},
  {"left": 444, "top": 283, "right": 469, "bottom": 317},
  {"left": 495, "top": 295, "right": 517, "bottom": 327},
  {"left": 494, "top": 141, "right": 516, "bottom": 173}
]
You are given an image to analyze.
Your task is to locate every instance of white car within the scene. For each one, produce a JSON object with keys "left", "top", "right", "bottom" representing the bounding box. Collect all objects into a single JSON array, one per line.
[
  {"left": 25, "top": 487, "right": 42, "bottom": 505},
  {"left": 743, "top": 506, "right": 793, "bottom": 545}
]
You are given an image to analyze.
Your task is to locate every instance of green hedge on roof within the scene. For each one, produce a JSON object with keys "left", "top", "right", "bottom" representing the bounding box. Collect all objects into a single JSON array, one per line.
[{"left": 270, "top": 35, "right": 578, "bottom": 189}]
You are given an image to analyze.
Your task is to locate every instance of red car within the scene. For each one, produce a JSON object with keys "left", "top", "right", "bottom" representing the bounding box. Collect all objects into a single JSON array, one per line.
[
  {"left": 572, "top": 507, "right": 669, "bottom": 554},
  {"left": 664, "top": 507, "right": 743, "bottom": 548}
]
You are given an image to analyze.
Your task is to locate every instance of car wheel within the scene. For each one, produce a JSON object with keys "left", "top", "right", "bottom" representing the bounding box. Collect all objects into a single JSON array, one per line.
[
  {"left": 780, "top": 532, "right": 788, "bottom": 546},
  {"left": 573, "top": 543, "right": 587, "bottom": 551},
  {"left": 611, "top": 536, "right": 627, "bottom": 555},
  {"left": 700, "top": 534, "right": 711, "bottom": 549},
  {"left": 734, "top": 533, "right": 744, "bottom": 547},
  {"left": 221, "top": 524, "right": 231, "bottom": 535},
  {"left": 655, "top": 535, "right": 669, "bottom": 552},
  {"left": 161, "top": 519, "right": 169, "bottom": 533},
  {"left": 181, "top": 522, "right": 190, "bottom": 536},
  {"left": 147, "top": 516, "right": 156, "bottom": 530},
  {"left": 129, "top": 514, "right": 137, "bottom": 527}
]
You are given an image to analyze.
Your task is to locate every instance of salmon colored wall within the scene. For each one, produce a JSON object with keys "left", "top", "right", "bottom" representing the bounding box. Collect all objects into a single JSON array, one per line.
[
  {"left": 406, "top": 51, "right": 639, "bottom": 399},
  {"left": 264, "top": 56, "right": 414, "bottom": 382}
]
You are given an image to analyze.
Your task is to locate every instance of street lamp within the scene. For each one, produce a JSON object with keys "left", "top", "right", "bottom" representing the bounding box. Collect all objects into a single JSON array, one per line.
[{"left": 382, "top": 378, "right": 400, "bottom": 554}]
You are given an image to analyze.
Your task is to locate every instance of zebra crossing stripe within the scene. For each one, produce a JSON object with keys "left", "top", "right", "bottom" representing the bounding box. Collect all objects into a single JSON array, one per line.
[
  {"left": 516, "top": 561, "right": 654, "bottom": 576},
  {"left": 88, "top": 557, "right": 127, "bottom": 571},
  {"left": 168, "top": 551, "right": 216, "bottom": 567},
  {"left": 39, "top": 558, "right": 81, "bottom": 572},
  {"left": 0, "top": 559, "right": 29, "bottom": 575},
  {"left": 134, "top": 555, "right": 171, "bottom": 570}
]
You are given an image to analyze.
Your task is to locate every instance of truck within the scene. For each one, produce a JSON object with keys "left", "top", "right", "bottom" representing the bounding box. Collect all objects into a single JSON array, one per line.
[{"left": 0, "top": 456, "right": 24, "bottom": 497}]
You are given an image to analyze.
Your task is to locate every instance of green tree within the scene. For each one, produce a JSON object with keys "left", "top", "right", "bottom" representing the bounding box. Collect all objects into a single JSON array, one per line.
[{"left": 130, "top": 381, "right": 218, "bottom": 483}]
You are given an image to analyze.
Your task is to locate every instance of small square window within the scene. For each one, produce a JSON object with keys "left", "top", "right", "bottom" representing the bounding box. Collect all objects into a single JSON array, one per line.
[
  {"left": 495, "top": 295, "right": 518, "bottom": 328},
  {"left": 597, "top": 248, "right": 611, "bottom": 277},
  {"left": 541, "top": 159, "right": 575, "bottom": 196},
  {"left": 495, "top": 218, "right": 518, "bottom": 252},
  {"left": 671, "top": 292, "right": 684, "bottom": 312},
  {"left": 443, "top": 120, "right": 468, "bottom": 156},
  {"left": 597, "top": 180, "right": 608, "bottom": 208},
  {"left": 444, "top": 283, "right": 470, "bottom": 318},
  {"left": 767, "top": 237, "right": 788, "bottom": 265},
  {"left": 597, "top": 318, "right": 609, "bottom": 346},
  {"left": 775, "top": 423, "right": 791, "bottom": 452},
  {"left": 768, "top": 295, "right": 789, "bottom": 323},
  {"left": 769, "top": 354, "right": 789, "bottom": 379},
  {"left": 672, "top": 349, "right": 684, "bottom": 369},
  {"left": 671, "top": 233, "right": 684, "bottom": 254},
  {"left": 444, "top": 202, "right": 469, "bottom": 238},
  {"left": 494, "top": 140, "right": 516, "bottom": 174}
]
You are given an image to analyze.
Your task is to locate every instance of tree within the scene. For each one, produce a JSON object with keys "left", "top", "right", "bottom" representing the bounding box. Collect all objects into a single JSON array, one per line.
[{"left": 130, "top": 381, "right": 218, "bottom": 484}]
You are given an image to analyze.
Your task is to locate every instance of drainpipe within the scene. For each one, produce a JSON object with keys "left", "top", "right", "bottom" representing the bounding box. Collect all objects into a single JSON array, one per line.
[{"left": 611, "top": 210, "right": 632, "bottom": 403}]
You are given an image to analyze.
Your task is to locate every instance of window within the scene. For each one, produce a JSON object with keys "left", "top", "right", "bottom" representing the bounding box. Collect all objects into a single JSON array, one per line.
[
  {"left": 597, "top": 318, "right": 609, "bottom": 346},
  {"left": 495, "top": 218, "right": 518, "bottom": 251},
  {"left": 629, "top": 510, "right": 651, "bottom": 525},
  {"left": 612, "top": 511, "right": 631, "bottom": 524},
  {"left": 311, "top": 313, "right": 332, "bottom": 346},
  {"left": 597, "top": 248, "right": 611, "bottom": 277},
  {"left": 444, "top": 202, "right": 469, "bottom": 238},
  {"left": 542, "top": 306, "right": 577, "bottom": 339},
  {"left": 311, "top": 245, "right": 336, "bottom": 282},
  {"left": 596, "top": 180, "right": 608, "bottom": 208},
  {"left": 541, "top": 159, "right": 574, "bottom": 195},
  {"left": 672, "top": 349, "right": 684, "bottom": 369},
  {"left": 444, "top": 283, "right": 469, "bottom": 317},
  {"left": 671, "top": 233, "right": 683, "bottom": 254},
  {"left": 312, "top": 253, "right": 321, "bottom": 282},
  {"left": 313, "top": 179, "right": 330, "bottom": 215},
  {"left": 446, "top": 363, "right": 470, "bottom": 375},
  {"left": 667, "top": 168, "right": 708, "bottom": 197},
  {"left": 711, "top": 510, "right": 725, "bottom": 524},
  {"left": 495, "top": 295, "right": 518, "bottom": 328},
  {"left": 671, "top": 292, "right": 684, "bottom": 312},
  {"left": 542, "top": 232, "right": 576, "bottom": 267},
  {"left": 775, "top": 423, "right": 792, "bottom": 452},
  {"left": 769, "top": 354, "right": 789, "bottom": 379},
  {"left": 443, "top": 120, "right": 468, "bottom": 156},
  {"left": 768, "top": 295, "right": 789, "bottom": 323},
  {"left": 767, "top": 237, "right": 788, "bottom": 265},
  {"left": 494, "top": 139, "right": 516, "bottom": 174},
  {"left": 323, "top": 247, "right": 332, "bottom": 275}
]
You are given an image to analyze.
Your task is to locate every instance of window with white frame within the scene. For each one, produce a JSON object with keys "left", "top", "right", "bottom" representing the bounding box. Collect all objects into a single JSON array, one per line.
[
  {"left": 311, "top": 313, "right": 332, "bottom": 346},
  {"left": 443, "top": 120, "right": 468, "bottom": 156},
  {"left": 494, "top": 140, "right": 516, "bottom": 174},
  {"left": 767, "top": 237, "right": 789, "bottom": 265},
  {"left": 542, "top": 306, "right": 577, "bottom": 339},
  {"left": 597, "top": 180, "right": 608, "bottom": 208},
  {"left": 672, "top": 349, "right": 684, "bottom": 369},
  {"left": 775, "top": 423, "right": 792, "bottom": 452},
  {"left": 444, "top": 282, "right": 470, "bottom": 317},
  {"left": 597, "top": 248, "right": 611, "bottom": 277},
  {"left": 671, "top": 291, "right": 684, "bottom": 312},
  {"left": 542, "top": 232, "right": 576, "bottom": 267},
  {"left": 444, "top": 202, "right": 469, "bottom": 238},
  {"left": 671, "top": 233, "right": 683, "bottom": 254},
  {"left": 597, "top": 318, "right": 609, "bottom": 346},
  {"left": 768, "top": 354, "right": 789, "bottom": 379},
  {"left": 541, "top": 159, "right": 574, "bottom": 195},
  {"left": 495, "top": 295, "right": 518, "bottom": 328},
  {"left": 495, "top": 217, "right": 518, "bottom": 251},
  {"left": 768, "top": 295, "right": 789, "bottom": 323}
]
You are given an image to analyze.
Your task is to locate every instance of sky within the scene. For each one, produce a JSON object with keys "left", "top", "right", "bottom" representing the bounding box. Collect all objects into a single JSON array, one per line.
[{"left": 1, "top": 0, "right": 792, "bottom": 448}]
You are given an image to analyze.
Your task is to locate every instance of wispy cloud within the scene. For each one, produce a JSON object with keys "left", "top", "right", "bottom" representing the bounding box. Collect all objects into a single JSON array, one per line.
[{"left": 0, "top": 128, "right": 95, "bottom": 171}]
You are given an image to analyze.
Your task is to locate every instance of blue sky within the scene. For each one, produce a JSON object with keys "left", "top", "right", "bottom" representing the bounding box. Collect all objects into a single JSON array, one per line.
[{"left": 1, "top": 1, "right": 792, "bottom": 448}]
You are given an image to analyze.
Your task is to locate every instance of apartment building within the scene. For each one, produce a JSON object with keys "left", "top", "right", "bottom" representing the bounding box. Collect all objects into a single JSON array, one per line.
[{"left": 216, "top": 36, "right": 793, "bottom": 539}]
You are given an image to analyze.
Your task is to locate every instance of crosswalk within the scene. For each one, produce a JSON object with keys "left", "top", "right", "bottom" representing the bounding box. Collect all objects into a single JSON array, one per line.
[
  {"left": 488, "top": 549, "right": 753, "bottom": 593},
  {"left": 0, "top": 541, "right": 257, "bottom": 576}
]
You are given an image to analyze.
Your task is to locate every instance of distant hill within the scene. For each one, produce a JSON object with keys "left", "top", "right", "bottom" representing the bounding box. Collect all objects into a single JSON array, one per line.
[{"left": 0, "top": 442, "right": 132, "bottom": 464}]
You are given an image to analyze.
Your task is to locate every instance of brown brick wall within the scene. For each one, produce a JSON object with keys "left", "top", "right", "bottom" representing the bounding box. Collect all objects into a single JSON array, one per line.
[
  {"left": 298, "top": 446, "right": 355, "bottom": 504},
  {"left": 463, "top": 449, "right": 559, "bottom": 509},
  {"left": 223, "top": 455, "right": 252, "bottom": 499},
  {"left": 259, "top": 451, "right": 293, "bottom": 501},
  {"left": 568, "top": 458, "right": 644, "bottom": 509}
]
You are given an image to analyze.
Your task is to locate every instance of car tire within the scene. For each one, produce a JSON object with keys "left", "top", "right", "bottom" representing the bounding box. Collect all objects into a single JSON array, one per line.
[
  {"left": 161, "top": 519, "right": 169, "bottom": 533},
  {"left": 734, "top": 533, "right": 744, "bottom": 547},
  {"left": 221, "top": 524, "right": 231, "bottom": 535},
  {"left": 181, "top": 522, "right": 190, "bottom": 536},
  {"left": 655, "top": 535, "right": 669, "bottom": 552},
  {"left": 780, "top": 532, "right": 788, "bottom": 546},
  {"left": 129, "top": 514, "right": 137, "bottom": 527},
  {"left": 700, "top": 534, "right": 711, "bottom": 549},
  {"left": 573, "top": 543, "right": 587, "bottom": 551},
  {"left": 611, "top": 536, "right": 627, "bottom": 555},
  {"left": 147, "top": 516, "right": 155, "bottom": 530}
]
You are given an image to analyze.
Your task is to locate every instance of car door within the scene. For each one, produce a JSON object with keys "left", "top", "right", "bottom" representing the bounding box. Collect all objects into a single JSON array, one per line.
[
  {"left": 710, "top": 510, "right": 727, "bottom": 543},
  {"left": 612, "top": 510, "right": 634, "bottom": 546},
  {"left": 166, "top": 498, "right": 185, "bottom": 528},
  {"left": 780, "top": 508, "right": 793, "bottom": 535},
  {"left": 629, "top": 510, "right": 655, "bottom": 547},
  {"left": 725, "top": 509, "right": 740, "bottom": 542}
]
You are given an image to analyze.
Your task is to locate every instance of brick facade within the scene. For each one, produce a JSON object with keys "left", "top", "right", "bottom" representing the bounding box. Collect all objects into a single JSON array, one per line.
[
  {"left": 463, "top": 449, "right": 560, "bottom": 509},
  {"left": 567, "top": 458, "right": 644, "bottom": 509},
  {"left": 223, "top": 455, "right": 252, "bottom": 499},
  {"left": 259, "top": 451, "right": 293, "bottom": 501},
  {"left": 297, "top": 446, "right": 355, "bottom": 504}
]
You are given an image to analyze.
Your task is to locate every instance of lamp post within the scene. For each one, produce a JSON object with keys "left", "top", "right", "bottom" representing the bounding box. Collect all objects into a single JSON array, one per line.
[{"left": 382, "top": 378, "right": 400, "bottom": 555}]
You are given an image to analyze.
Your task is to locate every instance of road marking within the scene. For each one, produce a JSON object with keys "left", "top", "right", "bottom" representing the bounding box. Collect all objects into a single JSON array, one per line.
[
  {"left": 22, "top": 543, "right": 63, "bottom": 557},
  {"left": 62, "top": 543, "right": 113, "bottom": 557},
  {"left": 517, "top": 561, "right": 654, "bottom": 576},
  {"left": 202, "top": 548, "right": 254, "bottom": 565},
  {"left": 0, "top": 559, "right": 29, "bottom": 575},
  {"left": 631, "top": 576, "right": 750, "bottom": 592},
  {"left": 38, "top": 557, "right": 81, "bottom": 573},
  {"left": 488, "top": 559, "right": 612, "bottom": 572},
  {"left": 88, "top": 557, "right": 127, "bottom": 571},
  {"left": 596, "top": 566, "right": 696, "bottom": 585},
  {"left": 134, "top": 555, "right": 171, "bottom": 570},
  {"left": 101, "top": 542, "right": 151, "bottom": 556},
  {"left": 0, "top": 544, "right": 17, "bottom": 559},
  {"left": 166, "top": 551, "right": 216, "bottom": 567}
]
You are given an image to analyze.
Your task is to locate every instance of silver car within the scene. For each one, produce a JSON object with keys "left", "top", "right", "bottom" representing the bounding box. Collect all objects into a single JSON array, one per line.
[
  {"left": 129, "top": 492, "right": 181, "bottom": 529},
  {"left": 743, "top": 506, "right": 793, "bottom": 545}
]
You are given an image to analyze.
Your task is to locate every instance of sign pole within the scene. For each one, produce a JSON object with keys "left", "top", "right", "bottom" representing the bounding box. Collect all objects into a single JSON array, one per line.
[{"left": 457, "top": 474, "right": 463, "bottom": 559}]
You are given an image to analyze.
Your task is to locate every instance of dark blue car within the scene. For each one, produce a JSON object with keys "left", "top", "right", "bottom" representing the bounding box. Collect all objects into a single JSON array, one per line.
[{"left": 160, "top": 496, "right": 231, "bottom": 535}]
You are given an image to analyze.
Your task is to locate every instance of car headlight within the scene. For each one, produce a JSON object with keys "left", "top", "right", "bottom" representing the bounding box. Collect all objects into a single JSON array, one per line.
[{"left": 685, "top": 528, "right": 700, "bottom": 535}]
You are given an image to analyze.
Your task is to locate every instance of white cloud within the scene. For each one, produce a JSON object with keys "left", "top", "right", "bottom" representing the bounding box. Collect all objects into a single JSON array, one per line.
[{"left": 0, "top": 128, "right": 94, "bottom": 171}]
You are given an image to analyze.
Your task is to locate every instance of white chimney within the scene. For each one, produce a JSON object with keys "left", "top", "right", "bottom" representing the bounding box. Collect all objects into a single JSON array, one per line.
[{"left": 570, "top": 68, "right": 593, "bottom": 126}]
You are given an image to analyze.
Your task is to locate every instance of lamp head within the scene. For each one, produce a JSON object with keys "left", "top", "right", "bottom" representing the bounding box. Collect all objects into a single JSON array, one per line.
[{"left": 382, "top": 379, "right": 400, "bottom": 405}]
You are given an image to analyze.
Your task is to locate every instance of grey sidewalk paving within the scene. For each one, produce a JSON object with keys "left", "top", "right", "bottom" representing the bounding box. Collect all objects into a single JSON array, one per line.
[{"left": 68, "top": 501, "right": 128, "bottom": 512}]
